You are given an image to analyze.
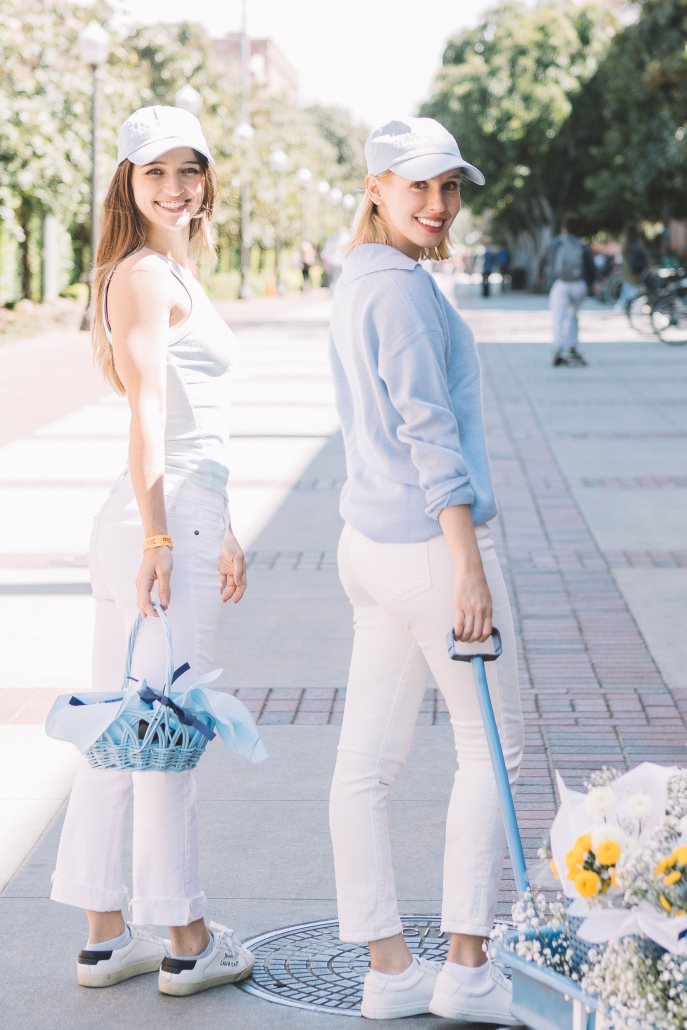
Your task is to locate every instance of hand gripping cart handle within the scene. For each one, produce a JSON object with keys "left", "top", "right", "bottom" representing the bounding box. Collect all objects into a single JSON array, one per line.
[{"left": 446, "top": 627, "right": 530, "bottom": 899}]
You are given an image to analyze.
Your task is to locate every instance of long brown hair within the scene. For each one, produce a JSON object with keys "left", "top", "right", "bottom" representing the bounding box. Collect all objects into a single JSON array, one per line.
[
  {"left": 92, "top": 152, "right": 218, "bottom": 395},
  {"left": 346, "top": 171, "right": 452, "bottom": 262}
]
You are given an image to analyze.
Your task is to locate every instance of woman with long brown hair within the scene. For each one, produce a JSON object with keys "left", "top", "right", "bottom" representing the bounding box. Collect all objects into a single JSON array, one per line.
[{"left": 50, "top": 106, "right": 255, "bottom": 996}]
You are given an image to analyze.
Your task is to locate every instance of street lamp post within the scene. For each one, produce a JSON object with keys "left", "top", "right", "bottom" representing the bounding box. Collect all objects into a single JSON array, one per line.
[
  {"left": 295, "top": 167, "right": 312, "bottom": 244},
  {"left": 270, "top": 149, "right": 288, "bottom": 295},
  {"left": 79, "top": 21, "right": 109, "bottom": 330},
  {"left": 316, "top": 180, "right": 330, "bottom": 249},
  {"left": 237, "top": 0, "right": 254, "bottom": 300},
  {"left": 232, "top": 121, "right": 255, "bottom": 299}
]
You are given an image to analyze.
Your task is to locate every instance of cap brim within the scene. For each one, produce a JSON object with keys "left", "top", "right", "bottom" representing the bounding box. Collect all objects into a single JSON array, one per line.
[
  {"left": 123, "top": 137, "right": 214, "bottom": 166},
  {"left": 390, "top": 152, "right": 484, "bottom": 185}
]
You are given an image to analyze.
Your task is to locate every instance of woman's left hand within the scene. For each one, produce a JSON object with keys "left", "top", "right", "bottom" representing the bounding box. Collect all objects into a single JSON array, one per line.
[{"left": 217, "top": 527, "right": 247, "bottom": 603}]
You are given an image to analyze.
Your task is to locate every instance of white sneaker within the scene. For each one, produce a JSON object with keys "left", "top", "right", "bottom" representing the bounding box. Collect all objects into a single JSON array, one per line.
[
  {"left": 429, "top": 961, "right": 523, "bottom": 1025},
  {"left": 361, "top": 958, "right": 442, "bottom": 1019},
  {"left": 77, "top": 925, "right": 170, "bottom": 987},
  {"left": 158, "top": 922, "right": 254, "bottom": 996}
]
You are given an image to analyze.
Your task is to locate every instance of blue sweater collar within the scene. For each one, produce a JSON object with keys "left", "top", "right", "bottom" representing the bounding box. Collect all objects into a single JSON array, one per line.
[{"left": 340, "top": 244, "right": 420, "bottom": 284}]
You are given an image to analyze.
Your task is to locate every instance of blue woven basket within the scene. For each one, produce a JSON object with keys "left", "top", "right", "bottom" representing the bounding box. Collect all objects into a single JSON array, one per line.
[{"left": 85, "top": 604, "right": 215, "bottom": 772}]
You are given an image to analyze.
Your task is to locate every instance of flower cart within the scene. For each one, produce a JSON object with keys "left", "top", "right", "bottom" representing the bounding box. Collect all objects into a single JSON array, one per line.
[{"left": 449, "top": 629, "right": 687, "bottom": 1030}]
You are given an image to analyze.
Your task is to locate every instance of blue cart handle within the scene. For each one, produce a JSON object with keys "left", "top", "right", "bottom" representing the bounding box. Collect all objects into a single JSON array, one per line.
[{"left": 446, "top": 626, "right": 530, "bottom": 899}]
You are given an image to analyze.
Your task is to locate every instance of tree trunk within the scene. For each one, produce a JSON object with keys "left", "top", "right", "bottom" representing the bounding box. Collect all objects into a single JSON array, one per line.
[{"left": 19, "top": 202, "right": 32, "bottom": 300}]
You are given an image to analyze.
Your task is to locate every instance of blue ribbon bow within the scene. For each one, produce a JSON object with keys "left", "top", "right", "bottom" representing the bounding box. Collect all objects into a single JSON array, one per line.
[{"left": 137, "top": 686, "right": 216, "bottom": 742}]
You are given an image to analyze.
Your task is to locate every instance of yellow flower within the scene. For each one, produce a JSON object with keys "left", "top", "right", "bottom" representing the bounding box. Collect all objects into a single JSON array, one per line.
[
  {"left": 611, "top": 869, "right": 618, "bottom": 888},
  {"left": 566, "top": 846, "right": 585, "bottom": 871},
  {"left": 595, "top": 840, "right": 621, "bottom": 866},
  {"left": 575, "top": 835, "right": 592, "bottom": 852},
  {"left": 665, "top": 870, "right": 682, "bottom": 886},
  {"left": 656, "top": 856, "right": 677, "bottom": 875},
  {"left": 678, "top": 910, "right": 686, "bottom": 917},
  {"left": 660, "top": 895, "right": 672, "bottom": 912},
  {"left": 575, "top": 870, "right": 601, "bottom": 898},
  {"left": 550, "top": 859, "right": 559, "bottom": 880},
  {"left": 673, "top": 847, "right": 687, "bottom": 865}
]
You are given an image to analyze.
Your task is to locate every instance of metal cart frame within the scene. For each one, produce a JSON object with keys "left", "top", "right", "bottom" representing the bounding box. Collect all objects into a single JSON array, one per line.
[{"left": 448, "top": 628, "right": 605, "bottom": 1030}]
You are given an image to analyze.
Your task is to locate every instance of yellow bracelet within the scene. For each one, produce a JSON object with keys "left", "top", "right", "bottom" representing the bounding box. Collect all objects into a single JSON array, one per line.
[{"left": 142, "top": 535, "right": 173, "bottom": 552}]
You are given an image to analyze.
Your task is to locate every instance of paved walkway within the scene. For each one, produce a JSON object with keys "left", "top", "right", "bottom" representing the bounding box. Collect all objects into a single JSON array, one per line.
[{"left": 3, "top": 281, "right": 687, "bottom": 1027}]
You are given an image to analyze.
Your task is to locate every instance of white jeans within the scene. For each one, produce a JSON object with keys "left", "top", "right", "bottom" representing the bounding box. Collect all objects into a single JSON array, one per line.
[
  {"left": 51, "top": 472, "right": 228, "bottom": 926},
  {"left": 550, "top": 278, "right": 588, "bottom": 354},
  {"left": 330, "top": 523, "right": 523, "bottom": 942}
]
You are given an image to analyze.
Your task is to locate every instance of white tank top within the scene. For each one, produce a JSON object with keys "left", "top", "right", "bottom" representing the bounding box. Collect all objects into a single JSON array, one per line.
[{"left": 104, "top": 250, "right": 240, "bottom": 499}]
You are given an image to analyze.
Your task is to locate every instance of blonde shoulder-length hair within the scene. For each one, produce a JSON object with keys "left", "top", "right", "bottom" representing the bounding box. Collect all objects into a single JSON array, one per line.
[
  {"left": 92, "top": 152, "right": 218, "bottom": 395},
  {"left": 346, "top": 171, "right": 452, "bottom": 261}
]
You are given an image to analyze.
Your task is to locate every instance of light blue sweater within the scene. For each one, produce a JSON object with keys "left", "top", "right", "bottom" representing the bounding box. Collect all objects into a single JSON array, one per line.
[{"left": 329, "top": 244, "right": 497, "bottom": 543}]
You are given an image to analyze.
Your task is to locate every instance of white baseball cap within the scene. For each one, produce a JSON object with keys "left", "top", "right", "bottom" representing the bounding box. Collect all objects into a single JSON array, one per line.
[
  {"left": 365, "top": 117, "right": 484, "bottom": 185},
  {"left": 117, "top": 105, "right": 214, "bottom": 166}
]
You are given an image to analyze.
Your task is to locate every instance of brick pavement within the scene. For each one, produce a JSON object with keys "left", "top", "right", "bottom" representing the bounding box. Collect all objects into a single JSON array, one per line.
[{"left": 215, "top": 340, "right": 687, "bottom": 911}]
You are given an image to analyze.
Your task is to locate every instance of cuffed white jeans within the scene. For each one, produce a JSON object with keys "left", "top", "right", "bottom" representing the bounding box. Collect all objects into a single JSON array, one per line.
[
  {"left": 550, "top": 278, "right": 588, "bottom": 355},
  {"left": 330, "top": 523, "right": 523, "bottom": 943},
  {"left": 50, "top": 471, "right": 228, "bottom": 926}
]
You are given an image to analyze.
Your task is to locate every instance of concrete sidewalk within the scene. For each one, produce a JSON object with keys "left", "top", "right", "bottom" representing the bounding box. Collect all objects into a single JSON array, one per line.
[{"left": 3, "top": 283, "right": 687, "bottom": 1028}]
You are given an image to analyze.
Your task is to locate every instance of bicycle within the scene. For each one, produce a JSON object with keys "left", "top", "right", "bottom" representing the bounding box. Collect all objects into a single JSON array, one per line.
[
  {"left": 630, "top": 269, "right": 687, "bottom": 341},
  {"left": 651, "top": 288, "right": 687, "bottom": 345}
]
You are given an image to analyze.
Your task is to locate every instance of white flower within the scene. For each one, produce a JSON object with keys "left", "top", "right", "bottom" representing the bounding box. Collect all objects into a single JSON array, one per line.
[
  {"left": 677, "top": 815, "right": 687, "bottom": 834},
  {"left": 626, "top": 792, "right": 652, "bottom": 822},
  {"left": 585, "top": 785, "right": 617, "bottom": 818},
  {"left": 591, "top": 823, "right": 628, "bottom": 850}
]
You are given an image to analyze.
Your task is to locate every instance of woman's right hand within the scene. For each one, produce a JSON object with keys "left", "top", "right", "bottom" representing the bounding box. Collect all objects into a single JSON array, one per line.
[
  {"left": 136, "top": 545, "right": 173, "bottom": 617},
  {"left": 452, "top": 567, "right": 493, "bottom": 643}
]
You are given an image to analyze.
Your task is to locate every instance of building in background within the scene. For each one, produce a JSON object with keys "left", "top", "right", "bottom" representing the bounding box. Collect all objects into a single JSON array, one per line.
[{"left": 210, "top": 36, "right": 298, "bottom": 105}]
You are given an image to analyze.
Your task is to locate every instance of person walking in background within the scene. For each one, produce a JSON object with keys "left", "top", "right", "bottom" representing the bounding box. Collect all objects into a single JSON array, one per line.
[
  {"left": 50, "top": 106, "right": 257, "bottom": 996},
  {"left": 481, "top": 237, "right": 497, "bottom": 297},
  {"left": 541, "top": 213, "right": 595, "bottom": 367},
  {"left": 322, "top": 226, "right": 350, "bottom": 295},
  {"left": 328, "top": 117, "right": 523, "bottom": 1024},
  {"left": 300, "top": 240, "right": 316, "bottom": 290},
  {"left": 617, "top": 222, "right": 647, "bottom": 313}
]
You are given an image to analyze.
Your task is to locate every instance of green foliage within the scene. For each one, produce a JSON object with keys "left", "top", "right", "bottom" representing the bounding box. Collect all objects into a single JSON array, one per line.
[
  {"left": 421, "top": 1, "right": 616, "bottom": 237},
  {"left": 582, "top": 0, "right": 687, "bottom": 227},
  {"left": 0, "top": 2, "right": 366, "bottom": 299}
]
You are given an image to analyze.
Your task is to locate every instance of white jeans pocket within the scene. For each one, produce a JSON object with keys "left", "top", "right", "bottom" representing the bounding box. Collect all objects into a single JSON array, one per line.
[{"left": 354, "top": 532, "right": 432, "bottom": 601}]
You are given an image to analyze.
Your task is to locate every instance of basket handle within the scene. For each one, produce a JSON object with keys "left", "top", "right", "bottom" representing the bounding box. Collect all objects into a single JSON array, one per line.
[{"left": 123, "top": 602, "right": 175, "bottom": 696}]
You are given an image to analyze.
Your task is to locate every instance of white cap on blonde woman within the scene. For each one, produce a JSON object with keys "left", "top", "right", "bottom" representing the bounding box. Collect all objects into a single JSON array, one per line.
[
  {"left": 117, "top": 105, "right": 214, "bottom": 166},
  {"left": 365, "top": 117, "right": 484, "bottom": 185}
]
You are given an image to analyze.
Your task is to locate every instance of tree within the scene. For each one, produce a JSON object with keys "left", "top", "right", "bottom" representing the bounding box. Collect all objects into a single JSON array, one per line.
[
  {"left": 0, "top": 5, "right": 367, "bottom": 301},
  {"left": 420, "top": 1, "right": 616, "bottom": 275},
  {"left": 581, "top": 0, "right": 687, "bottom": 228}
]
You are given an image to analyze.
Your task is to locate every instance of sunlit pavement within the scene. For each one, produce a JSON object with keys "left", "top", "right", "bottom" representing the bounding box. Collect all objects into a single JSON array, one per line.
[{"left": 3, "top": 280, "right": 687, "bottom": 1027}]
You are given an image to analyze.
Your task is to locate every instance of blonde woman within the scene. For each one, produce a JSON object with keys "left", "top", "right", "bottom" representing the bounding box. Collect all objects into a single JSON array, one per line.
[
  {"left": 328, "top": 118, "right": 524, "bottom": 1022},
  {"left": 50, "top": 107, "right": 255, "bottom": 995}
]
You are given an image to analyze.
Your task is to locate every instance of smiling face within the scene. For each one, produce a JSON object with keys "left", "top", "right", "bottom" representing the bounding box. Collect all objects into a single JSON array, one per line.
[
  {"left": 130, "top": 147, "right": 205, "bottom": 236},
  {"left": 365, "top": 169, "right": 461, "bottom": 259}
]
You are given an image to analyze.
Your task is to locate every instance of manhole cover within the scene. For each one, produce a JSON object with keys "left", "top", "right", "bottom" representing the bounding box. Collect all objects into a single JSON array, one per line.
[{"left": 238, "top": 916, "right": 449, "bottom": 1016}]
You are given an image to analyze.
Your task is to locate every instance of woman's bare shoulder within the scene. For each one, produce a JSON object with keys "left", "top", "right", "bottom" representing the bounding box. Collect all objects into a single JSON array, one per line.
[
  {"left": 112, "top": 249, "right": 171, "bottom": 279},
  {"left": 109, "top": 250, "right": 172, "bottom": 306}
]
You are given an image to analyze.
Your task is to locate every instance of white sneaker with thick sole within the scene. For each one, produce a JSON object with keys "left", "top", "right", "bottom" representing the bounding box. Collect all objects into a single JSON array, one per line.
[
  {"left": 77, "top": 925, "right": 170, "bottom": 987},
  {"left": 429, "top": 961, "right": 524, "bottom": 1025},
  {"left": 158, "top": 922, "right": 254, "bottom": 996},
  {"left": 361, "top": 958, "right": 442, "bottom": 1019}
]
